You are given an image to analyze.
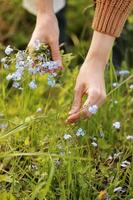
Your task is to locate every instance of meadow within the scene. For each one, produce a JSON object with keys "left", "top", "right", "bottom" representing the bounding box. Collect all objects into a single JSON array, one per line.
[{"left": 0, "top": 1, "right": 133, "bottom": 200}]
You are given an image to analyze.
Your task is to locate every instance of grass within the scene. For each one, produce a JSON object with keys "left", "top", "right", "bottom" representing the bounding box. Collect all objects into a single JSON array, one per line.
[{"left": 0, "top": 53, "right": 133, "bottom": 200}]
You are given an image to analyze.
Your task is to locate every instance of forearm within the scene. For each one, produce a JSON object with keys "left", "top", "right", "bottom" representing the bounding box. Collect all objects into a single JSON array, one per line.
[
  {"left": 85, "top": 31, "right": 115, "bottom": 68},
  {"left": 36, "top": 0, "right": 54, "bottom": 15}
]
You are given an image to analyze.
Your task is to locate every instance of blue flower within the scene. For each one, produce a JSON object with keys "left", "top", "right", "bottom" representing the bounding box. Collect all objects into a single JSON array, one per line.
[
  {"left": 4, "top": 63, "right": 9, "bottom": 69},
  {"left": 12, "top": 70, "right": 23, "bottom": 81},
  {"left": 118, "top": 70, "right": 130, "bottom": 76},
  {"left": 126, "top": 135, "right": 133, "bottom": 140},
  {"left": 88, "top": 105, "right": 98, "bottom": 114},
  {"left": 112, "top": 82, "right": 119, "bottom": 87},
  {"left": 36, "top": 108, "right": 43, "bottom": 113},
  {"left": 76, "top": 128, "right": 85, "bottom": 136},
  {"left": 64, "top": 134, "right": 72, "bottom": 140},
  {"left": 33, "top": 39, "right": 41, "bottom": 50},
  {"left": 29, "top": 80, "right": 37, "bottom": 90},
  {"left": 1, "top": 57, "right": 7, "bottom": 63},
  {"left": 91, "top": 142, "right": 98, "bottom": 148},
  {"left": 0, "top": 123, "right": 8, "bottom": 129},
  {"left": 113, "top": 121, "right": 121, "bottom": 129},
  {"left": 113, "top": 187, "right": 125, "bottom": 193},
  {"left": 12, "top": 82, "right": 20, "bottom": 89},
  {"left": 5, "top": 45, "right": 13, "bottom": 55},
  {"left": 129, "top": 84, "right": 133, "bottom": 89},
  {"left": 6, "top": 74, "right": 13, "bottom": 81},
  {"left": 121, "top": 160, "right": 130, "bottom": 168},
  {"left": 47, "top": 75, "right": 56, "bottom": 87}
]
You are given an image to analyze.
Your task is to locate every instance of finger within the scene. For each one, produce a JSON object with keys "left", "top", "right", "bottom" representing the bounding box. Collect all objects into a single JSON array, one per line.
[
  {"left": 68, "top": 86, "right": 84, "bottom": 115},
  {"left": 67, "top": 89, "right": 106, "bottom": 124},
  {"left": 66, "top": 111, "right": 80, "bottom": 124},
  {"left": 80, "top": 89, "right": 106, "bottom": 118},
  {"left": 66, "top": 98, "right": 101, "bottom": 124},
  {"left": 50, "top": 40, "right": 62, "bottom": 64}
]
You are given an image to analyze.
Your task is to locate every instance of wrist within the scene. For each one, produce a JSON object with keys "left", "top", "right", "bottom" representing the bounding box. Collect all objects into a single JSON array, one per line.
[
  {"left": 36, "top": 0, "right": 54, "bottom": 16},
  {"left": 86, "top": 50, "right": 108, "bottom": 66},
  {"left": 36, "top": 12, "right": 56, "bottom": 25}
]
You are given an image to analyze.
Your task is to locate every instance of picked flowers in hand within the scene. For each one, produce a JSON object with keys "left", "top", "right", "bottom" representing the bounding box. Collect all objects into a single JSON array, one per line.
[{"left": 1, "top": 40, "right": 63, "bottom": 90}]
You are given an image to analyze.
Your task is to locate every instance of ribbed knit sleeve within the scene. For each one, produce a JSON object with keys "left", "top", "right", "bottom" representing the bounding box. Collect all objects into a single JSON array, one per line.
[{"left": 92, "top": 0, "right": 133, "bottom": 37}]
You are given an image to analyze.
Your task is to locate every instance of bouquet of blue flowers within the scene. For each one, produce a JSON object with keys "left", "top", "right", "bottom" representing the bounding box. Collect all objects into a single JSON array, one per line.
[{"left": 1, "top": 40, "right": 63, "bottom": 90}]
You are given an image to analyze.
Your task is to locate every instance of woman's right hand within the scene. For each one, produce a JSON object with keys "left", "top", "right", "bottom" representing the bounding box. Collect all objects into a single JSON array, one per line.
[{"left": 28, "top": 12, "right": 61, "bottom": 63}]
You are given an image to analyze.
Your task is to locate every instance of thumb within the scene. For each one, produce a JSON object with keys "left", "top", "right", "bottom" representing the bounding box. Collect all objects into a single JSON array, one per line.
[
  {"left": 50, "top": 41, "right": 62, "bottom": 64},
  {"left": 69, "top": 86, "right": 83, "bottom": 115}
]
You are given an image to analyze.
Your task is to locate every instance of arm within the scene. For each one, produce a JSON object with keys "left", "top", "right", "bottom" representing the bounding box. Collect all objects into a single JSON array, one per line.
[
  {"left": 28, "top": 0, "right": 61, "bottom": 62},
  {"left": 67, "top": 0, "right": 133, "bottom": 123},
  {"left": 67, "top": 31, "right": 114, "bottom": 123}
]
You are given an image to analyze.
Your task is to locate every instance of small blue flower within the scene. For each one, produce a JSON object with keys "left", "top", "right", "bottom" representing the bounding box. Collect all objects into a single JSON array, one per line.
[
  {"left": 16, "top": 60, "right": 25, "bottom": 69},
  {"left": 36, "top": 108, "right": 43, "bottom": 113},
  {"left": 6, "top": 74, "right": 13, "bottom": 81},
  {"left": 47, "top": 75, "right": 56, "bottom": 87},
  {"left": 113, "top": 121, "right": 121, "bottom": 129},
  {"left": 29, "top": 80, "right": 37, "bottom": 90},
  {"left": 112, "top": 82, "right": 119, "bottom": 87},
  {"left": 129, "top": 84, "right": 133, "bottom": 89},
  {"left": 5, "top": 45, "right": 13, "bottom": 55},
  {"left": 33, "top": 39, "right": 41, "bottom": 50},
  {"left": 76, "top": 128, "right": 85, "bottom": 136},
  {"left": 113, "top": 187, "right": 125, "bottom": 193},
  {"left": 4, "top": 63, "right": 9, "bottom": 69},
  {"left": 126, "top": 135, "right": 133, "bottom": 140},
  {"left": 64, "top": 134, "right": 72, "bottom": 140},
  {"left": 0, "top": 123, "right": 8, "bottom": 129},
  {"left": 121, "top": 160, "right": 130, "bottom": 168},
  {"left": 12, "top": 70, "right": 23, "bottom": 81},
  {"left": 12, "top": 82, "right": 20, "bottom": 89},
  {"left": 91, "top": 142, "right": 98, "bottom": 148},
  {"left": 1, "top": 57, "right": 7, "bottom": 63},
  {"left": 88, "top": 105, "right": 98, "bottom": 114},
  {"left": 118, "top": 70, "right": 130, "bottom": 76}
]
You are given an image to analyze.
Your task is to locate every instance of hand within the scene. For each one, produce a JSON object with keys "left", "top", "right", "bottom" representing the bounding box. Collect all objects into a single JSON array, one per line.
[
  {"left": 66, "top": 57, "right": 107, "bottom": 124},
  {"left": 28, "top": 13, "right": 61, "bottom": 62}
]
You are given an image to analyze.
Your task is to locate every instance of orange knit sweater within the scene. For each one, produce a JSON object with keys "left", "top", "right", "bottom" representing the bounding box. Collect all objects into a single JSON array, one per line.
[{"left": 92, "top": 0, "right": 133, "bottom": 37}]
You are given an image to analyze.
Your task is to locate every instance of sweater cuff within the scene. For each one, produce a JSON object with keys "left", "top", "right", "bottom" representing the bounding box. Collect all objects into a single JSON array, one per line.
[{"left": 92, "top": 0, "right": 133, "bottom": 37}]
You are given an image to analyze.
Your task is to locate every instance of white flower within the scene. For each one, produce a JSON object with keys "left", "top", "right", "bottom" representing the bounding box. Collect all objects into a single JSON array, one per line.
[
  {"left": 5, "top": 45, "right": 13, "bottom": 55},
  {"left": 126, "top": 135, "right": 133, "bottom": 140},
  {"left": 113, "top": 121, "right": 121, "bottom": 129},
  {"left": 88, "top": 105, "right": 98, "bottom": 114},
  {"left": 76, "top": 128, "right": 85, "bottom": 136},
  {"left": 64, "top": 134, "right": 72, "bottom": 140},
  {"left": 91, "top": 142, "right": 98, "bottom": 148}
]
